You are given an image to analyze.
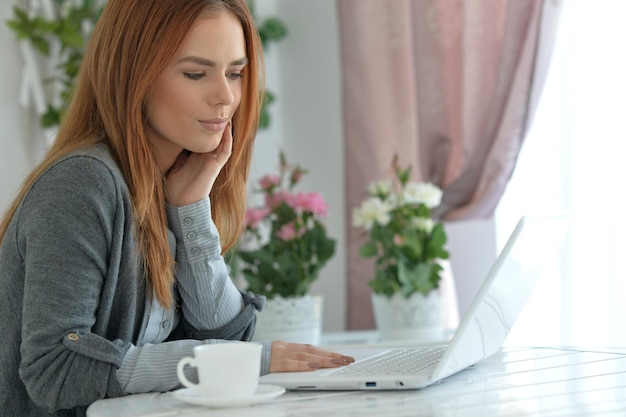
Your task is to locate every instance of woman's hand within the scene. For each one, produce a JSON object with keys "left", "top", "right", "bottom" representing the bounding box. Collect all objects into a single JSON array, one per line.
[
  {"left": 269, "top": 341, "right": 355, "bottom": 373},
  {"left": 165, "top": 124, "right": 233, "bottom": 207}
]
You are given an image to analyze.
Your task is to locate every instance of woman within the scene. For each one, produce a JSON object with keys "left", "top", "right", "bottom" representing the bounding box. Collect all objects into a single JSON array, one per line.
[{"left": 0, "top": 1, "right": 353, "bottom": 416}]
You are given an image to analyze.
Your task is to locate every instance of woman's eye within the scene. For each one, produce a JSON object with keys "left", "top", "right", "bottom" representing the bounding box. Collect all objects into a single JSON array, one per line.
[
  {"left": 227, "top": 72, "right": 243, "bottom": 80},
  {"left": 184, "top": 73, "right": 204, "bottom": 81}
]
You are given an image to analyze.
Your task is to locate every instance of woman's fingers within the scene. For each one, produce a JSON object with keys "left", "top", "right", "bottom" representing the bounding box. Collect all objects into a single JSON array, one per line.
[
  {"left": 208, "top": 120, "right": 233, "bottom": 164},
  {"left": 269, "top": 341, "right": 355, "bottom": 373},
  {"left": 270, "top": 359, "right": 323, "bottom": 373},
  {"left": 165, "top": 124, "right": 234, "bottom": 206},
  {"left": 168, "top": 150, "right": 190, "bottom": 175}
]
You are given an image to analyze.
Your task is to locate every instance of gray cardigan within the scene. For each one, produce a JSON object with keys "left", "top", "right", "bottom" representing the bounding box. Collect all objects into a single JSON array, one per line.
[{"left": 0, "top": 144, "right": 263, "bottom": 417}]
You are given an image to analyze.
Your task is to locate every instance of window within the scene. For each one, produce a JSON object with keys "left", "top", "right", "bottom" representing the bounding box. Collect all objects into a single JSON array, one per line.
[{"left": 498, "top": 0, "right": 626, "bottom": 346}]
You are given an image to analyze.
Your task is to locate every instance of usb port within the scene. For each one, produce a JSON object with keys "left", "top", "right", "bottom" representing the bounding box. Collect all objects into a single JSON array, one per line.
[{"left": 365, "top": 382, "right": 376, "bottom": 387}]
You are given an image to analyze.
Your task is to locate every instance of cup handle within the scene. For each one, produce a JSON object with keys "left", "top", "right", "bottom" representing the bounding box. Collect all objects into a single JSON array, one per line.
[{"left": 177, "top": 357, "right": 198, "bottom": 389}]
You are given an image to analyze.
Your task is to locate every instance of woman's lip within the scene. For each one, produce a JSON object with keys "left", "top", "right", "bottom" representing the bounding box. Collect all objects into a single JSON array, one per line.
[{"left": 199, "top": 119, "right": 228, "bottom": 131}]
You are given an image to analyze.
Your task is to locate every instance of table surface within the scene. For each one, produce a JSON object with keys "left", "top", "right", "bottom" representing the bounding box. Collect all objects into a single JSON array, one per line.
[{"left": 87, "top": 338, "right": 626, "bottom": 417}]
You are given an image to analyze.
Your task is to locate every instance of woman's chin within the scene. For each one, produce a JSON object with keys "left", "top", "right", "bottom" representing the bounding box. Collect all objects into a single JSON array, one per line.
[{"left": 189, "top": 141, "right": 220, "bottom": 155}]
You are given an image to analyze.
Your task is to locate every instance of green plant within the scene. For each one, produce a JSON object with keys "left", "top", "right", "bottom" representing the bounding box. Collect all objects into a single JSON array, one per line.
[
  {"left": 234, "top": 152, "right": 336, "bottom": 299},
  {"left": 6, "top": 0, "right": 287, "bottom": 130},
  {"left": 352, "top": 155, "right": 449, "bottom": 297},
  {"left": 6, "top": 0, "right": 105, "bottom": 127},
  {"left": 246, "top": 0, "right": 288, "bottom": 129}
]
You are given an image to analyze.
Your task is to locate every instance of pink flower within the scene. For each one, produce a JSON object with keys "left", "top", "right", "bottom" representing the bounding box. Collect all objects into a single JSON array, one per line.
[
  {"left": 245, "top": 207, "right": 271, "bottom": 230},
  {"left": 258, "top": 174, "right": 280, "bottom": 191},
  {"left": 265, "top": 191, "right": 293, "bottom": 209},
  {"left": 276, "top": 222, "right": 300, "bottom": 241},
  {"left": 292, "top": 192, "right": 329, "bottom": 217},
  {"left": 393, "top": 234, "right": 405, "bottom": 246}
]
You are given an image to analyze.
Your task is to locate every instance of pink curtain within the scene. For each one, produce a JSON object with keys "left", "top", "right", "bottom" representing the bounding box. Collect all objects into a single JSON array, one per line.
[{"left": 337, "top": 0, "right": 563, "bottom": 329}]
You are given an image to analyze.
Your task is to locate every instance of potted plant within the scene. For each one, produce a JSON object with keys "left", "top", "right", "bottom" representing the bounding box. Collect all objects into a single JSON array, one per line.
[
  {"left": 352, "top": 154, "right": 449, "bottom": 341},
  {"left": 234, "top": 151, "right": 335, "bottom": 343}
]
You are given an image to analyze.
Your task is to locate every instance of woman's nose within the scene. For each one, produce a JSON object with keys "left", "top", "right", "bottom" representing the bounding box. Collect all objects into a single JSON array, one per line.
[{"left": 209, "top": 76, "right": 235, "bottom": 106}]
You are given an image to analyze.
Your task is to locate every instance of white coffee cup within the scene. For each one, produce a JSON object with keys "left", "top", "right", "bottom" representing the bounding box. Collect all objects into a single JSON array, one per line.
[{"left": 177, "top": 342, "right": 262, "bottom": 398}]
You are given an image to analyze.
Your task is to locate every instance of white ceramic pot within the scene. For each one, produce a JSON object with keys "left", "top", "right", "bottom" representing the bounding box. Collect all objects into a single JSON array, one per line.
[
  {"left": 371, "top": 291, "right": 445, "bottom": 343},
  {"left": 252, "top": 294, "right": 323, "bottom": 345}
]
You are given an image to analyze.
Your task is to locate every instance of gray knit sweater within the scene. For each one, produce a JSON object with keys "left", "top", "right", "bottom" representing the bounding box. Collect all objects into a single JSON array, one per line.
[{"left": 0, "top": 144, "right": 263, "bottom": 417}]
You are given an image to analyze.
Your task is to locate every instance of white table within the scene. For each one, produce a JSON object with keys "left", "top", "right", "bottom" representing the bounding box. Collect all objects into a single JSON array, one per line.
[{"left": 87, "top": 345, "right": 626, "bottom": 416}]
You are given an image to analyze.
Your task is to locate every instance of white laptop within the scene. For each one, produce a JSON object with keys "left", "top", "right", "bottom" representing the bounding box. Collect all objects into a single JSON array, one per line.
[{"left": 260, "top": 213, "right": 573, "bottom": 391}]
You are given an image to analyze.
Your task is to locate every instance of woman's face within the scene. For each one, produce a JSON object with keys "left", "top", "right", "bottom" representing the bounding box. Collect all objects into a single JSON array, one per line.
[{"left": 145, "top": 11, "right": 247, "bottom": 170}]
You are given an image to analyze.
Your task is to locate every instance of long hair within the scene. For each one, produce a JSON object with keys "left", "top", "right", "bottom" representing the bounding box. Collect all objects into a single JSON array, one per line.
[{"left": 0, "top": 0, "right": 264, "bottom": 309}]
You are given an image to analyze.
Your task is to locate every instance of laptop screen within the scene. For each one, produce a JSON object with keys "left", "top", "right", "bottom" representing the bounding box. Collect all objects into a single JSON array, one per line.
[{"left": 432, "top": 214, "right": 572, "bottom": 381}]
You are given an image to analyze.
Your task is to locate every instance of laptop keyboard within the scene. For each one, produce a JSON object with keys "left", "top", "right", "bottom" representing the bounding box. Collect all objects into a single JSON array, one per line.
[{"left": 332, "top": 347, "right": 446, "bottom": 376}]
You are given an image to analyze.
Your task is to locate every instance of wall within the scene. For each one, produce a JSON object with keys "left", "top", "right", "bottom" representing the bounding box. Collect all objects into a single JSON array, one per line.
[
  {"left": 251, "top": 0, "right": 347, "bottom": 332},
  {"left": 0, "top": 1, "right": 41, "bottom": 211}
]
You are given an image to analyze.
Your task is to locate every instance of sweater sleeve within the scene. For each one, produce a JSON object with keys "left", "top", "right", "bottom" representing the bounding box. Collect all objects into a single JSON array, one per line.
[
  {"left": 16, "top": 156, "right": 131, "bottom": 412},
  {"left": 116, "top": 339, "right": 273, "bottom": 393}
]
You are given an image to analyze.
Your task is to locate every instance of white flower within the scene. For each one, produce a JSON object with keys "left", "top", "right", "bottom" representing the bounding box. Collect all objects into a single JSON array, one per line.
[
  {"left": 352, "top": 197, "right": 392, "bottom": 231},
  {"left": 412, "top": 217, "right": 435, "bottom": 233},
  {"left": 367, "top": 180, "right": 392, "bottom": 197},
  {"left": 403, "top": 182, "right": 442, "bottom": 208},
  {"left": 386, "top": 192, "right": 402, "bottom": 209}
]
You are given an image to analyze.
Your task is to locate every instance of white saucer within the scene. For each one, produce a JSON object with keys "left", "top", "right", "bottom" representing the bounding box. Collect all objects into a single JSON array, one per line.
[{"left": 171, "top": 384, "right": 286, "bottom": 408}]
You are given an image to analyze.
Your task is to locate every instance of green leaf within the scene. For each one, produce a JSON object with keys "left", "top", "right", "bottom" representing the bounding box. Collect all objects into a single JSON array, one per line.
[
  {"left": 38, "top": 19, "right": 60, "bottom": 33},
  {"left": 397, "top": 166, "right": 411, "bottom": 185},
  {"left": 13, "top": 7, "right": 29, "bottom": 23},
  {"left": 259, "top": 108, "right": 270, "bottom": 129},
  {"left": 60, "top": 29, "right": 84, "bottom": 48},
  {"left": 258, "top": 17, "right": 287, "bottom": 47},
  {"left": 416, "top": 204, "right": 430, "bottom": 217},
  {"left": 427, "top": 223, "right": 449, "bottom": 259},
  {"left": 41, "top": 106, "right": 60, "bottom": 128},
  {"left": 6, "top": 20, "right": 26, "bottom": 38},
  {"left": 263, "top": 90, "right": 275, "bottom": 106},
  {"left": 238, "top": 247, "right": 273, "bottom": 266},
  {"left": 403, "top": 233, "right": 422, "bottom": 259},
  {"left": 258, "top": 89, "right": 275, "bottom": 129},
  {"left": 31, "top": 36, "right": 50, "bottom": 56},
  {"left": 359, "top": 241, "right": 378, "bottom": 258},
  {"left": 369, "top": 268, "right": 397, "bottom": 296},
  {"left": 412, "top": 262, "right": 435, "bottom": 294},
  {"left": 430, "top": 263, "right": 444, "bottom": 289},
  {"left": 316, "top": 236, "right": 336, "bottom": 264}
]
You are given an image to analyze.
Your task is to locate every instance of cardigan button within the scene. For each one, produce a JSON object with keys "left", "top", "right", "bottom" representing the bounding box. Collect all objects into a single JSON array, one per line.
[
  {"left": 183, "top": 217, "right": 193, "bottom": 226},
  {"left": 67, "top": 333, "right": 80, "bottom": 342},
  {"left": 191, "top": 247, "right": 201, "bottom": 255},
  {"left": 187, "top": 232, "right": 196, "bottom": 240}
]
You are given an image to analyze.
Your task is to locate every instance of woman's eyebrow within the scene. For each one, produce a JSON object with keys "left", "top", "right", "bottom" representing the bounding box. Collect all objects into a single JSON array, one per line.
[{"left": 176, "top": 56, "right": 249, "bottom": 66}]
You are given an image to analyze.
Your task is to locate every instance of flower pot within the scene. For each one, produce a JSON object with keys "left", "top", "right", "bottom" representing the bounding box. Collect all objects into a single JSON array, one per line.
[
  {"left": 371, "top": 291, "right": 445, "bottom": 343},
  {"left": 252, "top": 294, "right": 323, "bottom": 345}
]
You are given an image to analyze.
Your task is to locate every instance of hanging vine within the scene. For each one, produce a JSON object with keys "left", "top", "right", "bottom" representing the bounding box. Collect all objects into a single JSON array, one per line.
[
  {"left": 6, "top": 0, "right": 287, "bottom": 130},
  {"left": 246, "top": 0, "right": 287, "bottom": 128}
]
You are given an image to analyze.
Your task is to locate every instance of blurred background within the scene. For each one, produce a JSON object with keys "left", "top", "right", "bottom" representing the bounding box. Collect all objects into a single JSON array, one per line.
[{"left": 2, "top": 0, "right": 624, "bottom": 347}]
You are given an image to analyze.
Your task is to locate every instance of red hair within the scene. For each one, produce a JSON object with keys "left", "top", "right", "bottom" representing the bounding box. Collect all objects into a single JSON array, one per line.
[{"left": 0, "top": 0, "right": 264, "bottom": 308}]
